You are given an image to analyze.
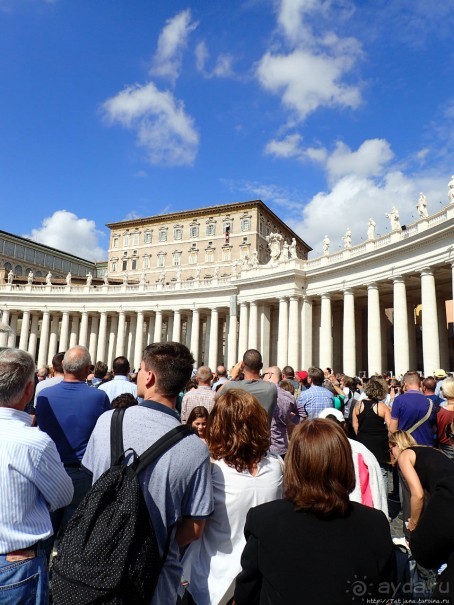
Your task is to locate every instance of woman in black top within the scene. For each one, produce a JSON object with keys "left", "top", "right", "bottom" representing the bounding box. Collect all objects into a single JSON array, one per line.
[
  {"left": 352, "top": 378, "right": 391, "bottom": 468},
  {"left": 235, "top": 419, "right": 396, "bottom": 604},
  {"left": 390, "top": 430, "right": 454, "bottom": 602}
]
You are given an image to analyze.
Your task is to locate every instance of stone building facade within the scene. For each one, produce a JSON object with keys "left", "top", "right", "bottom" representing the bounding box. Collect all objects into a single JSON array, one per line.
[
  {"left": 106, "top": 200, "right": 311, "bottom": 282},
  {"left": 0, "top": 230, "right": 96, "bottom": 281},
  {"left": 0, "top": 194, "right": 453, "bottom": 376}
]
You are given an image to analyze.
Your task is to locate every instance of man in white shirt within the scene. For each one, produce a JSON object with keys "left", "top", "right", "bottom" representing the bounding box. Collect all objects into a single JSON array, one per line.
[
  {"left": 34, "top": 351, "right": 65, "bottom": 405},
  {"left": 98, "top": 356, "right": 137, "bottom": 403},
  {"left": 0, "top": 348, "right": 73, "bottom": 604}
]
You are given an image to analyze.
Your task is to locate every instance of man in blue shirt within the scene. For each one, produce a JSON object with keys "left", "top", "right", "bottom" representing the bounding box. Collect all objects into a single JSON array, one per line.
[
  {"left": 297, "top": 366, "right": 334, "bottom": 419},
  {"left": 36, "top": 345, "right": 111, "bottom": 541},
  {"left": 0, "top": 348, "right": 73, "bottom": 604},
  {"left": 389, "top": 371, "right": 437, "bottom": 446}
]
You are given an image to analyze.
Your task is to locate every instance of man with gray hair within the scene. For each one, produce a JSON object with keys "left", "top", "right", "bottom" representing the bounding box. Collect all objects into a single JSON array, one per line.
[
  {"left": 35, "top": 345, "right": 110, "bottom": 544},
  {"left": 263, "top": 365, "right": 305, "bottom": 457},
  {"left": 181, "top": 365, "right": 216, "bottom": 423},
  {"left": 0, "top": 348, "right": 73, "bottom": 602}
]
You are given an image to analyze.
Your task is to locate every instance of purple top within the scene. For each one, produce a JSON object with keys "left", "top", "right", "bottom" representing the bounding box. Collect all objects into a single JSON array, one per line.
[{"left": 270, "top": 387, "right": 305, "bottom": 455}]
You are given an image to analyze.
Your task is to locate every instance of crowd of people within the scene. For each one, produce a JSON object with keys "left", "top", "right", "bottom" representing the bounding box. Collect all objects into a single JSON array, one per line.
[{"left": 1, "top": 337, "right": 453, "bottom": 604}]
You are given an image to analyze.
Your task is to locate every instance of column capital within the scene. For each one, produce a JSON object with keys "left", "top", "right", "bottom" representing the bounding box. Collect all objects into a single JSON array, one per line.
[
  {"left": 392, "top": 274, "right": 406, "bottom": 284},
  {"left": 278, "top": 296, "right": 288, "bottom": 303},
  {"left": 289, "top": 295, "right": 300, "bottom": 302},
  {"left": 367, "top": 281, "right": 379, "bottom": 291},
  {"left": 320, "top": 292, "right": 331, "bottom": 300},
  {"left": 343, "top": 287, "right": 354, "bottom": 296},
  {"left": 420, "top": 266, "right": 434, "bottom": 277}
]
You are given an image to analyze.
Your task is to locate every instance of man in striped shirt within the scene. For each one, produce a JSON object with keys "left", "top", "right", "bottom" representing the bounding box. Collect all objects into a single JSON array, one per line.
[
  {"left": 180, "top": 365, "right": 216, "bottom": 423},
  {"left": 0, "top": 348, "right": 73, "bottom": 604}
]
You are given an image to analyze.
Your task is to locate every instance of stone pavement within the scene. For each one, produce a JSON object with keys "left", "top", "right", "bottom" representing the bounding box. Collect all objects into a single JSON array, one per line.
[{"left": 389, "top": 496, "right": 405, "bottom": 540}]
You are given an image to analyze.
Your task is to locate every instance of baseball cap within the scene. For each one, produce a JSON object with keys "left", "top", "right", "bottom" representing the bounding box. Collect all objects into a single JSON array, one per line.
[{"left": 318, "top": 407, "right": 345, "bottom": 423}]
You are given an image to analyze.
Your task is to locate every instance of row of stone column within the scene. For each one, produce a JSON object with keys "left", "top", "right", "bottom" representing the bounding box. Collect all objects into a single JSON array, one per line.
[
  {"left": 1, "top": 262, "right": 452, "bottom": 375},
  {"left": 0, "top": 307, "right": 236, "bottom": 371}
]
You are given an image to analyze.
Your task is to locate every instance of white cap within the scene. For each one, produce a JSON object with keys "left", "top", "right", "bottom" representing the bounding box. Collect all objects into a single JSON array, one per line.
[{"left": 318, "top": 407, "right": 345, "bottom": 423}]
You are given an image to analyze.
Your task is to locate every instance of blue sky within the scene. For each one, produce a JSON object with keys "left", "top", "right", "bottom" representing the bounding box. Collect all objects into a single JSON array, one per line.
[{"left": 0, "top": 0, "right": 453, "bottom": 260}]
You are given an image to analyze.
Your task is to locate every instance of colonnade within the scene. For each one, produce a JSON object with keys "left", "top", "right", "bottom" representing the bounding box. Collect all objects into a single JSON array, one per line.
[{"left": 1, "top": 259, "right": 453, "bottom": 376}]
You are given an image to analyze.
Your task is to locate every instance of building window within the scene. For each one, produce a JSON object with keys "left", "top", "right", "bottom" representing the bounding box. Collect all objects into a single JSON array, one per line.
[
  {"left": 159, "top": 229, "right": 167, "bottom": 242},
  {"left": 144, "top": 231, "right": 152, "bottom": 244},
  {"left": 222, "top": 247, "right": 232, "bottom": 261},
  {"left": 223, "top": 220, "right": 232, "bottom": 233},
  {"left": 157, "top": 253, "right": 165, "bottom": 267},
  {"left": 174, "top": 227, "right": 183, "bottom": 240},
  {"left": 111, "top": 261, "right": 117, "bottom": 272},
  {"left": 124, "top": 234, "right": 130, "bottom": 247},
  {"left": 4, "top": 262, "right": 12, "bottom": 272},
  {"left": 143, "top": 256, "right": 150, "bottom": 269},
  {"left": 205, "top": 250, "right": 214, "bottom": 263},
  {"left": 113, "top": 236, "right": 119, "bottom": 248},
  {"left": 15, "top": 265, "right": 23, "bottom": 276},
  {"left": 240, "top": 246, "right": 249, "bottom": 259},
  {"left": 122, "top": 260, "right": 127, "bottom": 271},
  {"left": 206, "top": 223, "right": 215, "bottom": 236},
  {"left": 172, "top": 252, "right": 182, "bottom": 266},
  {"left": 132, "top": 233, "right": 139, "bottom": 246},
  {"left": 240, "top": 218, "right": 251, "bottom": 232},
  {"left": 131, "top": 259, "right": 137, "bottom": 270},
  {"left": 189, "top": 252, "right": 197, "bottom": 265},
  {"left": 190, "top": 225, "right": 199, "bottom": 238}
]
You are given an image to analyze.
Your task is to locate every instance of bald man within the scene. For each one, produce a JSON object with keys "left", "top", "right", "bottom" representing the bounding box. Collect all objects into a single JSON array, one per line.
[{"left": 35, "top": 346, "right": 111, "bottom": 542}]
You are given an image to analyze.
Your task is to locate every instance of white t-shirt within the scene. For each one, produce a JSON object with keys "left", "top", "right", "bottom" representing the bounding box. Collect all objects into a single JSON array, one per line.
[{"left": 181, "top": 452, "right": 284, "bottom": 605}]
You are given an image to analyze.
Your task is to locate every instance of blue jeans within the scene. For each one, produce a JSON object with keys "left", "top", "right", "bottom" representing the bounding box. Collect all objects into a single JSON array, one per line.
[{"left": 0, "top": 543, "right": 48, "bottom": 604}]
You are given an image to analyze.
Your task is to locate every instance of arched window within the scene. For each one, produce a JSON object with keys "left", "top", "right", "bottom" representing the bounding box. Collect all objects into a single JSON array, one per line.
[{"left": 14, "top": 265, "right": 23, "bottom": 276}]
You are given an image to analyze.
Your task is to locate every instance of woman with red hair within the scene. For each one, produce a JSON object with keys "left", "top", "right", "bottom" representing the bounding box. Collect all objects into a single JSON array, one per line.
[
  {"left": 181, "top": 389, "right": 283, "bottom": 605},
  {"left": 235, "top": 419, "right": 395, "bottom": 604}
]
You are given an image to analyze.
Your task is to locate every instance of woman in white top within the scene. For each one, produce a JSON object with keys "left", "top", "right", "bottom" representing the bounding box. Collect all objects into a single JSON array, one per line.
[{"left": 181, "top": 389, "right": 283, "bottom": 605}]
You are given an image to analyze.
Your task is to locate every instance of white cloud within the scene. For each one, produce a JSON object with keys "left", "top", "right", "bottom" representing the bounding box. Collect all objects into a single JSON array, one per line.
[
  {"left": 195, "top": 41, "right": 209, "bottom": 72},
  {"left": 256, "top": 48, "right": 361, "bottom": 121},
  {"left": 122, "top": 211, "right": 142, "bottom": 221},
  {"left": 288, "top": 168, "right": 448, "bottom": 255},
  {"left": 265, "top": 133, "right": 327, "bottom": 163},
  {"left": 24, "top": 211, "right": 106, "bottom": 261},
  {"left": 277, "top": 0, "right": 325, "bottom": 45},
  {"left": 326, "top": 139, "right": 394, "bottom": 182},
  {"left": 256, "top": 0, "right": 362, "bottom": 122},
  {"left": 150, "top": 9, "right": 198, "bottom": 82},
  {"left": 102, "top": 82, "right": 199, "bottom": 166},
  {"left": 195, "top": 41, "right": 234, "bottom": 78}
]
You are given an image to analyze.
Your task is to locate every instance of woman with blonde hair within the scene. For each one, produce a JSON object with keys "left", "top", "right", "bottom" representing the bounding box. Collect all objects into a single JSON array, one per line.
[
  {"left": 235, "top": 419, "right": 395, "bottom": 604},
  {"left": 389, "top": 430, "right": 454, "bottom": 601},
  {"left": 181, "top": 389, "right": 283, "bottom": 605}
]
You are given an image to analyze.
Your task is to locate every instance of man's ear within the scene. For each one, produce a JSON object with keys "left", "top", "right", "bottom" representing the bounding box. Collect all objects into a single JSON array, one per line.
[
  {"left": 17, "top": 379, "right": 35, "bottom": 409},
  {"left": 145, "top": 368, "right": 156, "bottom": 389}
]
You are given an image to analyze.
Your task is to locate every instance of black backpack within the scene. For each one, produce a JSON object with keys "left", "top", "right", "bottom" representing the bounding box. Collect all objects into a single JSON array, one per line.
[{"left": 52, "top": 408, "right": 192, "bottom": 605}]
